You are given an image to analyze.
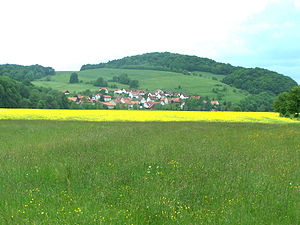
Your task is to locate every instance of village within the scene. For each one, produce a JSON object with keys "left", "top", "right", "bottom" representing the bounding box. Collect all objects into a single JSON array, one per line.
[{"left": 62, "top": 88, "right": 220, "bottom": 110}]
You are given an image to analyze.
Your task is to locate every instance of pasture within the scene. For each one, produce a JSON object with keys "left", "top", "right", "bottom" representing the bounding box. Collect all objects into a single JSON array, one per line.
[
  {"left": 0, "top": 119, "right": 299, "bottom": 224},
  {"left": 32, "top": 68, "right": 247, "bottom": 103}
]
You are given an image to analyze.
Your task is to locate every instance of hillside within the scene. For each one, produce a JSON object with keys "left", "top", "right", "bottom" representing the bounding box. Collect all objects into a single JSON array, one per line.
[
  {"left": 80, "top": 52, "right": 298, "bottom": 95},
  {"left": 33, "top": 68, "right": 248, "bottom": 103}
]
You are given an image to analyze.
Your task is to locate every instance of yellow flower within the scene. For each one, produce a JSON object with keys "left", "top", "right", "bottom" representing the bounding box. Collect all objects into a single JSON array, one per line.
[{"left": 0, "top": 109, "right": 298, "bottom": 123}]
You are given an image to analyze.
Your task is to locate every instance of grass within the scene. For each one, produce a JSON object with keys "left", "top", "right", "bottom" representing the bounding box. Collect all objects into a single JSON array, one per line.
[
  {"left": 32, "top": 68, "right": 248, "bottom": 103},
  {"left": 0, "top": 120, "right": 299, "bottom": 224}
]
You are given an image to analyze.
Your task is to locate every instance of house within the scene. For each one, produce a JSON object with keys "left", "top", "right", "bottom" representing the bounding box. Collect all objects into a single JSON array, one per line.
[
  {"left": 165, "top": 91, "right": 173, "bottom": 97},
  {"left": 138, "top": 90, "right": 146, "bottom": 95},
  {"left": 190, "top": 96, "right": 201, "bottom": 100},
  {"left": 148, "top": 92, "right": 156, "bottom": 97},
  {"left": 114, "top": 89, "right": 123, "bottom": 94},
  {"left": 61, "top": 90, "right": 70, "bottom": 95},
  {"left": 174, "top": 93, "right": 181, "bottom": 97},
  {"left": 136, "top": 97, "right": 146, "bottom": 104},
  {"left": 156, "top": 93, "right": 165, "bottom": 99},
  {"left": 211, "top": 100, "right": 219, "bottom": 105},
  {"left": 168, "top": 97, "right": 181, "bottom": 103},
  {"left": 144, "top": 102, "right": 157, "bottom": 109},
  {"left": 101, "top": 102, "right": 115, "bottom": 109},
  {"left": 95, "top": 93, "right": 102, "bottom": 100},
  {"left": 128, "top": 101, "right": 139, "bottom": 108},
  {"left": 67, "top": 97, "right": 77, "bottom": 102},
  {"left": 155, "top": 89, "right": 164, "bottom": 95},
  {"left": 122, "top": 88, "right": 131, "bottom": 94},
  {"left": 161, "top": 96, "right": 168, "bottom": 105},
  {"left": 99, "top": 88, "right": 108, "bottom": 94},
  {"left": 180, "top": 102, "right": 185, "bottom": 110},
  {"left": 180, "top": 94, "right": 189, "bottom": 100},
  {"left": 147, "top": 96, "right": 157, "bottom": 102},
  {"left": 129, "top": 91, "right": 140, "bottom": 99},
  {"left": 103, "top": 95, "right": 112, "bottom": 102}
]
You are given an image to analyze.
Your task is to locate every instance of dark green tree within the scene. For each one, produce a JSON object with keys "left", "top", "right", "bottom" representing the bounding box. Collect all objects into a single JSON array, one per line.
[
  {"left": 274, "top": 86, "right": 300, "bottom": 117},
  {"left": 69, "top": 73, "right": 79, "bottom": 83},
  {"left": 129, "top": 80, "right": 139, "bottom": 88},
  {"left": 94, "top": 77, "right": 108, "bottom": 87}
]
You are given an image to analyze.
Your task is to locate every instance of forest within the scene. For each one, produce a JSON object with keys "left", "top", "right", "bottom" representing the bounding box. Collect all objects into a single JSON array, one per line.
[
  {"left": 0, "top": 64, "right": 55, "bottom": 81},
  {"left": 80, "top": 52, "right": 236, "bottom": 75},
  {"left": 0, "top": 76, "right": 69, "bottom": 109}
]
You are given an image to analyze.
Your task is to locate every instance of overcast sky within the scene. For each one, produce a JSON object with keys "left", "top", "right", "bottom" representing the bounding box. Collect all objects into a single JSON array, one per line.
[{"left": 0, "top": 0, "right": 299, "bottom": 83}]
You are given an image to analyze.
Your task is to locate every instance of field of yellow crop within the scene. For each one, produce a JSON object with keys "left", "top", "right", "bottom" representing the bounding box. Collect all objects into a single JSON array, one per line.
[{"left": 0, "top": 108, "right": 298, "bottom": 123}]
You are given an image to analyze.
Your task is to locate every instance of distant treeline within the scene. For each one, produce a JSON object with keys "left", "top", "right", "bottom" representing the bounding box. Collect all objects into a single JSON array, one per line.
[
  {"left": 80, "top": 52, "right": 236, "bottom": 75},
  {"left": 0, "top": 64, "right": 55, "bottom": 82},
  {"left": 0, "top": 76, "right": 69, "bottom": 109}
]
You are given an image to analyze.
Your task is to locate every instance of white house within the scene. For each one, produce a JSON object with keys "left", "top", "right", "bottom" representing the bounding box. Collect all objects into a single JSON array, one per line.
[
  {"left": 180, "top": 94, "right": 189, "bottom": 100},
  {"left": 114, "top": 89, "right": 123, "bottom": 94},
  {"left": 103, "top": 95, "right": 112, "bottom": 102},
  {"left": 147, "top": 96, "right": 157, "bottom": 102},
  {"left": 95, "top": 93, "right": 102, "bottom": 100}
]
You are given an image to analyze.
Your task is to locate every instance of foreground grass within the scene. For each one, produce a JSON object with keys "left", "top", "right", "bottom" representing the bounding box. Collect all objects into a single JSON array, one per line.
[
  {"left": 0, "top": 120, "right": 299, "bottom": 224},
  {"left": 0, "top": 108, "right": 299, "bottom": 124}
]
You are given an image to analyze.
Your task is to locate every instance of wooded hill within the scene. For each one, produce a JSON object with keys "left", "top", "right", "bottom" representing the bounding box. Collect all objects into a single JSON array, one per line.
[
  {"left": 80, "top": 52, "right": 298, "bottom": 95},
  {"left": 0, "top": 64, "right": 55, "bottom": 81},
  {"left": 81, "top": 52, "right": 236, "bottom": 75}
]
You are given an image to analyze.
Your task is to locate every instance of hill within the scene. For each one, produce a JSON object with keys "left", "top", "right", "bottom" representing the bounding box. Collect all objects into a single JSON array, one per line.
[
  {"left": 33, "top": 68, "right": 248, "bottom": 103},
  {"left": 80, "top": 52, "right": 298, "bottom": 95},
  {"left": 0, "top": 64, "right": 55, "bottom": 81}
]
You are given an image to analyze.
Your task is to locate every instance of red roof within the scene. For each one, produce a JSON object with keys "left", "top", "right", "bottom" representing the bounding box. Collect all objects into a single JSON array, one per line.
[
  {"left": 190, "top": 96, "right": 201, "bottom": 100},
  {"left": 102, "top": 102, "right": 115, "bottom": 107},
  {"left": 103, "top": 95, "right": 111, "bottom": 98},
  {"left": 211, "top": 100, "right": 219, "bottom": 105},
  {"left": 168, "top": 97, "right": 181, "bottom": 103},
  {"left": 67, "top": 97, "right": 77, "bottom": 102}
]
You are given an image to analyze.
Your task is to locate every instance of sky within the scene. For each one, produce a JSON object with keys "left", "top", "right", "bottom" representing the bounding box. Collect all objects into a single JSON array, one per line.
[{"left": 0, "top": 0, "right": 299, "bottom": 83}]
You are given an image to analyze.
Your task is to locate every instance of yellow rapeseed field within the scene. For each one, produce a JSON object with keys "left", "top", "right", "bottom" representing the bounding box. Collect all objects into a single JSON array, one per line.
[{"left": 0, "top": 108, "right": 299, "bottom": 123}]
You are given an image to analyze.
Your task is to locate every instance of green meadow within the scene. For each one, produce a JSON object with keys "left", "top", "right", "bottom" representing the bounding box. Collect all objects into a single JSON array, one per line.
[
  {"left": 0, "top": 120, "right": 299, "bottom": 224},
  {"left": 32, "top": 68, "right": 247, "bottom": 103}
]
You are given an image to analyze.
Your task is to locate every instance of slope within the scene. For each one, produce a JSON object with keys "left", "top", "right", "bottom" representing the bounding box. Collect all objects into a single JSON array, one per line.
[{"left": 33, "top": 68, "right": 248, "bottom": 103}]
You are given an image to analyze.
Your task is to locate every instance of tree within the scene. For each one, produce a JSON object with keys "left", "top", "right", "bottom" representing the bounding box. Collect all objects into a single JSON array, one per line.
[
  {"left": 94, "top": 77, "right": 108, "bottom": 87},
  {"left": 274, "top": 86, "right": 300, "bottom": 117},
  {"left": 69, "top": 73, "right": 79, "bottom": 83},
  {"left": 129, "top": 80, "right": 139, "bottom": 88}
]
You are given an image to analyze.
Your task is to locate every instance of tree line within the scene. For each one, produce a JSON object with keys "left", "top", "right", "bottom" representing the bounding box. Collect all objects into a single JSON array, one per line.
[{"left": 0, "top": 64, "right": 55, "bottom": 81}]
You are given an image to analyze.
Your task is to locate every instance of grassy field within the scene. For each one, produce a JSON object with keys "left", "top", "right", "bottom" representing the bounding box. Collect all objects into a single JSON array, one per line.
[
  {"left": 0, "top": 109, "right": 299, "bottom": 124},
  {"left": 32, "top": 68, "right": 247, "bottom": 103},
  {"left": 0, "top": 120, "right": 299, "bottom": 224}
]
